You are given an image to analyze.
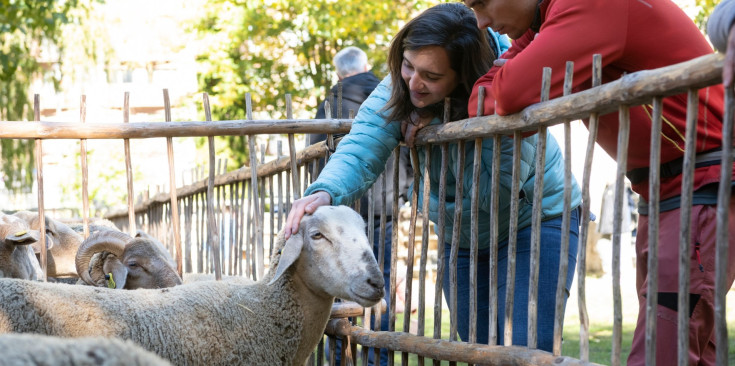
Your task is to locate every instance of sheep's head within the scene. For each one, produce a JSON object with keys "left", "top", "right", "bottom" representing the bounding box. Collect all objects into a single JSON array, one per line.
[
  {"left": 0, "top": 214, "right": 44, "bottom": 280},
  {"left": 11, "top": 211, "right": 59, "bottom": 252},
  {"left": 75, "top": 230, "right": 182, "bottom": 289},
  {"left": 12, "top": 210, "right": 84, "bottom": 278},
  {"left": 271, "top": 205, "right": 384, "bottom": 307}
]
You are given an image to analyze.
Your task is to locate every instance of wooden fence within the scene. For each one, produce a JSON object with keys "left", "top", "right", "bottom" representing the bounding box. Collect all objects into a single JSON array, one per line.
[{"left": 0, "top": 52, "right": 730, "bottom": 366}]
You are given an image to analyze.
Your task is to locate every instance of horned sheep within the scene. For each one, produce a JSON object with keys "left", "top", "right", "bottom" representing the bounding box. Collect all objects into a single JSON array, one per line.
[
  {"left": 75, "top": 230, "right": 182, "bottom": 289},
  {"left": 0, "top": 333, "right": 172, "bottom": 366},
  {"left": 0, "top": 205, "right": 384, "bottom": 365}
]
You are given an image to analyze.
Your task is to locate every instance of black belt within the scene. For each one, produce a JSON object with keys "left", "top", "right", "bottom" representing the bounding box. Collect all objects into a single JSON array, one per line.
[{"left": 626, "top": 148, "right": 730, "bottom": 185}]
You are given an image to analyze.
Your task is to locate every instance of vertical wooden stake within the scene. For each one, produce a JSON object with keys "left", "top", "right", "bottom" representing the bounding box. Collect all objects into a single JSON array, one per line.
[
  {"left": 33, "top": 94, "right": 47, "bottom": 282},
  {"left": 79, "top": 95, "right": 90, "bottom": 239},
  {"left": 202, "top": 93, "right": 222, "bottom": 280},
  {"left": 123, "top": 92, "right": 137, "bottom": 236},
  {"left": 163, "top": 89, "right": 183, "bottom": 278}
]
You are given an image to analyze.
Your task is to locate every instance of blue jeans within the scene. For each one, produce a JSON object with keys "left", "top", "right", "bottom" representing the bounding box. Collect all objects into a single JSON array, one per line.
[
  {"left": 441, "top": 208, "right": 580, "bottom": 352},
  {"left": 332, "top": 219, "right": 392, "bottom": 366}
]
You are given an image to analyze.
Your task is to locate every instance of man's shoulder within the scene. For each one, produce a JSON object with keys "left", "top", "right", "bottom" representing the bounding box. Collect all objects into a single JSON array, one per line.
[{"left": 342, "top": 71, "right": 380, "bottom": 86}]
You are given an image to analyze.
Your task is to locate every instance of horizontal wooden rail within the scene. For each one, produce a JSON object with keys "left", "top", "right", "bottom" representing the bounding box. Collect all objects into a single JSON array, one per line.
[
  {"left": 415, "top": 53, "right": 722, "bottom": 144},
  {"left": 105, "top": 140, "right": 332, "bottom": 218},
  {"left": 0, "top": 119, "right": 352, "bottom": 139},
  {"left": 1, "top": 55, "right": 721, "bottom": 146},
  {"left": 324, "top": 319, "right": 604, "bottom": 366}
]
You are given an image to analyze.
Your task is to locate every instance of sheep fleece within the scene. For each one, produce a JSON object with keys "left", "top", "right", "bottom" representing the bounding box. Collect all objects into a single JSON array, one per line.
[
  {"left": 0, "top": 278, "right": 303, "bottom": 365},
  {"left": 0, "top": 333, "right": 172, "bottom": 366}
]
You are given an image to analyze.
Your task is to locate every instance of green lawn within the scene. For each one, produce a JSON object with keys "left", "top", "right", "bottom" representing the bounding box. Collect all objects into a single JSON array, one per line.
[
  {"left": 561, "top": 319, "right": 735, "bottom": 365},
  {"left": 344, "top": 286, "right": 735, "bottom": 366}
]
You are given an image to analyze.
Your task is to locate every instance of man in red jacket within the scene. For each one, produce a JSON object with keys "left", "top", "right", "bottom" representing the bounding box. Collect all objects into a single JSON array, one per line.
[{"left": 464, "top": 0, "right": 735, "bottom": 364}]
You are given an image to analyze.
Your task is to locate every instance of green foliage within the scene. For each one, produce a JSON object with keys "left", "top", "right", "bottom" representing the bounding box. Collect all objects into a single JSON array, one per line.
[
  {"left": 193, "top": 0, "right": 438, "bottom": 166},
  {"left": 0, "top": 140, "right": 34, "bottom": 193},
  {"left": 695, "top": 0, "right": 717, "bottom": 31},
  {"left": 59, "top": 145, "right": 139, "bottom": 217},
  {"left": 0, "top": 0, "right": 99, "bottom": 191}
]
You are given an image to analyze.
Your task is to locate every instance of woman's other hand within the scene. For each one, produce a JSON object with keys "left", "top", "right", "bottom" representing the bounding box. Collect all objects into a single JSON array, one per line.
[{"left": 284, "top": 191, "right": 332, "bottom": 238}]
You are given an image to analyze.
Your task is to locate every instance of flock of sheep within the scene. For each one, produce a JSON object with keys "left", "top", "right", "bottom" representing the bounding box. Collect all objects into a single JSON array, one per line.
[{"left": 0, "top": 205, "right": 385, "bottom": 365}]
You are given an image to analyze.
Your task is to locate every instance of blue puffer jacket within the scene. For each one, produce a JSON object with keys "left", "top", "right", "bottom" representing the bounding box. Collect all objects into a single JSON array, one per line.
[{"left": 305, "top": 77, "right": 582, "bottom": 249}]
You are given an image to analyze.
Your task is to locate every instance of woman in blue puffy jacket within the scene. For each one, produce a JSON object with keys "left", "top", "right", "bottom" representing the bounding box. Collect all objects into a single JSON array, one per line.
[{"left": 285, "top": 2, "right": 582, "bottom": 352}]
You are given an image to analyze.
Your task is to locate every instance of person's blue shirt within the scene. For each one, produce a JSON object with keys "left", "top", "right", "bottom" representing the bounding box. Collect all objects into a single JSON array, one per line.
[{"left": 487, "top": 29, "right": 511, "bottom": 58}]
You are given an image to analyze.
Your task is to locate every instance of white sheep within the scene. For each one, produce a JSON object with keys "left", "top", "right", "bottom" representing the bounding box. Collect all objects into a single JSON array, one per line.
[
  {"left": 0, "top": 213, "right": 45, "bottom": 281},
  {"left": 0, "top": 333, "right": 172, "bottom": 366},
  {"left": 0, "top": 205, "right": 384, "bottom": 365}
]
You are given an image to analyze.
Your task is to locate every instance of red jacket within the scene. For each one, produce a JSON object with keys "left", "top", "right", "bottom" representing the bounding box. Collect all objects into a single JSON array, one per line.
[{"left": 469, "top": 0, "right": 729, "bottom": 200}]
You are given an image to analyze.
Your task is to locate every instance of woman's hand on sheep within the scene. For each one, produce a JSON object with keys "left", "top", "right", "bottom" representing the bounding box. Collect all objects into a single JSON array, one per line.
[{"left": 284, "top": 191, "right": 331, "bottom": 239}]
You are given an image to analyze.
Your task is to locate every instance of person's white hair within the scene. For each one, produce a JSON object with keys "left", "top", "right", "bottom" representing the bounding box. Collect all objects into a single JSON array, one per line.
[{"left": 333, "top": 46, "right": 368, "bottom": 79}]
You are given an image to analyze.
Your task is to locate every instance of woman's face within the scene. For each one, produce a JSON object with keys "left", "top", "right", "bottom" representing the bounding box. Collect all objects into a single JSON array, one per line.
[
  {"left": 464, "top": 0, "right": 537, "bottom": 40},
  {"left": 401, "top": 46, "right": 458, "bottom": 109}
]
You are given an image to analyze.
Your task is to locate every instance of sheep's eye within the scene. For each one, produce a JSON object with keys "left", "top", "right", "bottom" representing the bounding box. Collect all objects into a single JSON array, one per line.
[
  {"left": 310, "top": 232, "right": 324, "bottom": 240},
  {"left": 127, "top": 261, "right": 139, "bottom": 268}
]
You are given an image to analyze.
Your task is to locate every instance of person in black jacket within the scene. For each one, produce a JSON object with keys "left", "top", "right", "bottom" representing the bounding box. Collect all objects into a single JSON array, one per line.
[
  {"left": 314, "top": 46, "right": 380, "bottom": 121},
  {"left": 312, "top": 46, "right": 412, "bottom": 366}
]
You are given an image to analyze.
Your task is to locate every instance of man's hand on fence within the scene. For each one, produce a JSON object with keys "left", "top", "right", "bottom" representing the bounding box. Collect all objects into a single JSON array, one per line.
[
  {"left": 401, "top": 111, "right": 433, "bottom": 148},
  {"left": 284, "top": 191, "right": 332, "bottom": 239}
]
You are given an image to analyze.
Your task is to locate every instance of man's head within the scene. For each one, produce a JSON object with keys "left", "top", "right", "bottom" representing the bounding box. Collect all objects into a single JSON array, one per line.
[
  {"left": 464, "top": 0, "right": 539, "bottom": 40},
  {"left": 333, "top": 46, "right": 369, "bottom": 80}
]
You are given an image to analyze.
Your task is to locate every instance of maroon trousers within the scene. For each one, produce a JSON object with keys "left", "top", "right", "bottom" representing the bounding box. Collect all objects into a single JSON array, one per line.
[{"left": 628, "top": 198, "right": 735, "bottom": 365}]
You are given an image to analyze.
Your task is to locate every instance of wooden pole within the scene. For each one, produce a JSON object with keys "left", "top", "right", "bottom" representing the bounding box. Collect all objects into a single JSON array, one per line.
[
  {"left": 0, "top": 54, "right": 723, "bottom": 142},
  {"left": 676, "top": 89, "right": 698, "bottom": 366},
  {"left": 389, "top": 148, "right": 400, "bottom": 366},
  {"left": 33, "top": 94, "right": 47, "bottom": 282},
  {"left": 417, "top": 144, "right": 431, "bottom": 366},
  {"left": 163, "top": 89, "right": 183, "bottom": 278},
  {"left": 286, "top": 94, "right": 300, "bottom": 200},
  {"left": 611, "top": 105, "right": 630, "bottom": 366},
  {"left": 504, "top": 132, "right": 522, "bottom": 346},
  {"left": 714, "top": 83, "right": 734, "bottom": 366},
  {"left": 202, "top": 93, "right": 222, "bottom": 280},
  {"left": 488, "top": 134, "right": 501, "bottom": 347},
  {"left": 326, "top": 320, "right": 604, "bottom": 366},
  {"left": 577, "top": 54, "right": 602, "bottom": 361},
  {"left": 123, "top": 92, "right": 137, "bottom": 236},
  {"left": 246, "top": 119, "right": 261, "bottom": 278},
  {"left": 645, "top": 96, "right": 663, "bottom": 365},
  {"left": 528, "top": 68, "right": 551, "bottom": 349},
  {"left": 553, "top": 61, "right": 575, "bottom": 356},
  {"left": 402, "top": 147, "right": 420, "bottom": 366},
  {"left": 79, "top": 95, "right": 90, "bottom": 239}
]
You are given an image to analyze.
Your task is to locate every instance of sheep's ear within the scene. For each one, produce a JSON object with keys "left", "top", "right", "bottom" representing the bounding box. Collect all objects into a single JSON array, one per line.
[
  {"left": 268, "top": 233, "right": 303, "bottom": 285},
  {"left": 5, "top": 229, "right": 40, "bottom": 246},
  {"left": 103, "top": 259, "right": 128, "bottom": 289}
]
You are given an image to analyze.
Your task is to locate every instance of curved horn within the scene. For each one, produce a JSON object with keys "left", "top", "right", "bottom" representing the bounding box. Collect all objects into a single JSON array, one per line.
[{"left": 75, "top": 230, "right": 132, "bottom": 285}]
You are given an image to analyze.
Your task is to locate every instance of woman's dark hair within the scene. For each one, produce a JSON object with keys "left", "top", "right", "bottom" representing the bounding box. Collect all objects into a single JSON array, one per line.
[{"left": 385, "top": 3, "right": 493, "bottom": 123}]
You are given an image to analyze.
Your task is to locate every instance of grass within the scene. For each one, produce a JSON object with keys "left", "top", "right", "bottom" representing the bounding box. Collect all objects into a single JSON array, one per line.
[
  {"left": 561, "top": 319, "right": 735, "bottom": 365},
  {"left": 344, "top": 284, "right": 735, "bottom": 366}
]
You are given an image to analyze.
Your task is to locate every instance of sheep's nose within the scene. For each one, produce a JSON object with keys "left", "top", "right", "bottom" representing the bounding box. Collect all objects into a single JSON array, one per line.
[{"left": 367, "top": 276, "right": 384, "bottom": 291}]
